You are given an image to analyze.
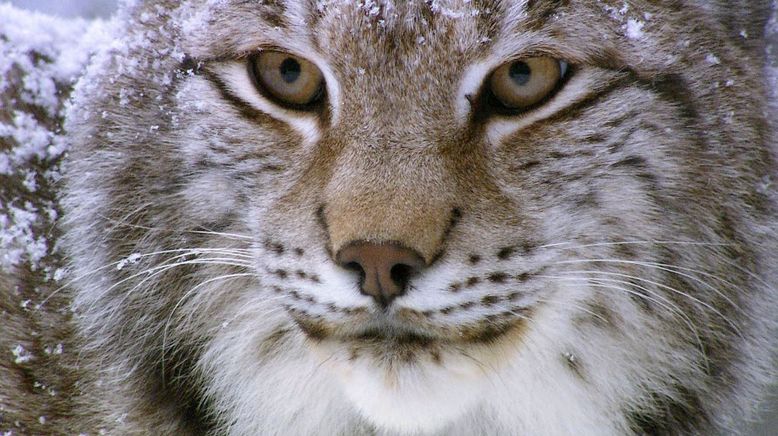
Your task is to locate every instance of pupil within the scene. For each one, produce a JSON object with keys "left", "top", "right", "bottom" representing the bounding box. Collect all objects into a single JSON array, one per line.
[
  {"left": 279, "top": 58, "right": 301, "bottom": 83},
  {"left": 509, "top": 62, "right": 531, "bottom": 86}
]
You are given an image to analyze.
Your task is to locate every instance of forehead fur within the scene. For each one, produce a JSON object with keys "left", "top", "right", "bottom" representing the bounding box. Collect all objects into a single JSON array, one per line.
[
  {"left": 177, "top": 0, "right": 581, "bottom": 61},
  {"left": 131, "top": 0, "right": 770, "bottom": 72},
  {"left": 155, "top": 0, "right": 715, "bottom": 89}
]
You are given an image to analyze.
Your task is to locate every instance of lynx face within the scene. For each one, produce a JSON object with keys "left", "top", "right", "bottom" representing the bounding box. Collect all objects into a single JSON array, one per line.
[{"left": 63, "top": 0, "right": 777, "bottom": 434}]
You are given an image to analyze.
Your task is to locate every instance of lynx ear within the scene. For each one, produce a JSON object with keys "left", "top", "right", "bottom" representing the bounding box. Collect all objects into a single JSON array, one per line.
[{"left": 704, "top": 0, "right": 773, "bottom": 53}]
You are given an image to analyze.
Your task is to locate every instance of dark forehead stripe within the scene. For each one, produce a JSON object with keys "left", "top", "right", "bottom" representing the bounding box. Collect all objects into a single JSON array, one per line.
[
  {"left": 469, "top": 0, "right": 504, "bottom": 42},
  {"left": 523, "top": 0, "right": 570, "bottom": 31},
  {"left": 304, "top": 0, "right": 337, "bottom": 44},
  {"left": 525, "top": 0, "right": 569, "bottom": 18},
  {"left": 303, "top": 0, "right": 504, "bottom": 53},
  {"left": 256, "top": 0, "right": 289, "bottom": 29}
]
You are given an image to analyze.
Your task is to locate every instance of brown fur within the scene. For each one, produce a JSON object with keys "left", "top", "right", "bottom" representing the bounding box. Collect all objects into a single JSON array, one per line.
[{"left": 2, "top": 1, "right": 778, "bottom": 434}]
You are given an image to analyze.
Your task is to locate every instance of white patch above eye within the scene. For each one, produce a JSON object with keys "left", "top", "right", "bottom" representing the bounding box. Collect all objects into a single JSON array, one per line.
[
  {"left": 209, "top": 61, "right": 327, "bottom": 147},
  {"left": 456, "top": 60, "right": 494, "bottom": 124}
]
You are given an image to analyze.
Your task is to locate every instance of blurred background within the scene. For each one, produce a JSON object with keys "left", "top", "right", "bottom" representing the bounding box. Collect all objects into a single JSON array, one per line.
[
  {"left": 4, "top": 0, "right": 778, "bottom": 434},
  {"left": 9, "top": 0, "right": 116, "bottom": 18}
]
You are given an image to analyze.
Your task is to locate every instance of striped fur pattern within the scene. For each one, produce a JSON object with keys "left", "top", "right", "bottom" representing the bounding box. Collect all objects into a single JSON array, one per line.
[{"left": 4, "top": 1, "right": 777, "bottom": 434}]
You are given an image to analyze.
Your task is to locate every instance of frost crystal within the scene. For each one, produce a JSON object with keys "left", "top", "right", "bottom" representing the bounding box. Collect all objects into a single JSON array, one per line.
[
  {"left": 11, "top": 344, "right": 33, "bottom": 364},
  {"left": 705, "top": 53, "right": 721, "bottom": 65},
  {"left": 625, "top": 18, "right": 645, "bottom": 40},
  {"left": 116, "top": 252, "right": 142, "bottom": 270}
]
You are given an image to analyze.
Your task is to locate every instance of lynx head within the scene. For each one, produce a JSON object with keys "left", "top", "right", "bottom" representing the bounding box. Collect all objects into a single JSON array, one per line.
[{"left": 62, "top": 0, "right": 777, "bottom": 434}]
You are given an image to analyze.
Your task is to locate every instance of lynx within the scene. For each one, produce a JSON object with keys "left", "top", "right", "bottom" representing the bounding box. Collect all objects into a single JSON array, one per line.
[{"left": 2, "top": 1, "right": 778, "bottom": 435}]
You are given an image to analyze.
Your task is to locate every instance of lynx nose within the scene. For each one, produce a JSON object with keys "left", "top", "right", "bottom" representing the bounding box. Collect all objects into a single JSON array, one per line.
[{"left": 335, "top": 242, "right": 426, "bottom": 308}]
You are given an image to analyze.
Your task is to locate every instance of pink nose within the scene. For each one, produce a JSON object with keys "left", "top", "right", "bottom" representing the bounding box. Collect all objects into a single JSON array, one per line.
[{"left": 335, "top": 242, "right": 426, "bottom": 308}]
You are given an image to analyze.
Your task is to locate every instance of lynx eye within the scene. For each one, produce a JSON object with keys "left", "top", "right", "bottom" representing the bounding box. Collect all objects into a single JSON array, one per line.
[
  {"left": 249, "top": 51, "right": 324, "bottom": 108},
  {"left": 488, "top": 57, "right": 565, "bottom": 110}
]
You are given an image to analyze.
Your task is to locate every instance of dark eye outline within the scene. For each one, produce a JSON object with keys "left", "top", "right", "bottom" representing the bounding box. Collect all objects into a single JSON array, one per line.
[
  {"left": 476, "top": 58, "right": 573, "bottom": 118},
  {"left": 246, "top": 51, "right": 327, "bottom": 112}
]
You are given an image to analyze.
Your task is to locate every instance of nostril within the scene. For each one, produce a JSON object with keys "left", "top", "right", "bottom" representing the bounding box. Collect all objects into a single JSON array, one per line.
[
  {"left": 390, "top": 263, "right": 414, "bottom": 291},
  {"left": 344, "top": 261, "right": 364, "bottom": 275}
]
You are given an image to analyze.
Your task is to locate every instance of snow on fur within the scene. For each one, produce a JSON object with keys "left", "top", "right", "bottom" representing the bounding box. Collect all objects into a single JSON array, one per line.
[{"left": 0, "top": 4, "right": 112, "bottom": 273}]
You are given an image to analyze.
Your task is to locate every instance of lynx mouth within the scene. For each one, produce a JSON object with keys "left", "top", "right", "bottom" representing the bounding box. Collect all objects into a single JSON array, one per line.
[
  {"left": 352, "top": 328, "right": 436, "bottom": 347},
  {"left": 288, "top": 306, "right": 531, "bottom": 349}
]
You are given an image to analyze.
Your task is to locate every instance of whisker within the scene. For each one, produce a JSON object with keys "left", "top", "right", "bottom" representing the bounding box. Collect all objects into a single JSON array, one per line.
[
  {"left": 540, "top": 274, "right": 697, "bottom": 327},
  {"left": 43, "top": 247, "right": 254, "bottom": 304},
  {"left": 87, "top": 257, "right": 254, "bottom": 321},
  {"left": 207, "top": 298, "right": 293, "bottom": 335},
  {"left": 187, "top": 229, "right": 254, "bottom": 241},
  {"left": 528, "top": 294, "right": 611, "bottom": 326},
  {"left": 586, "top": 259, "right": 746, "bottom": 316},
  {"left": 516, "top": 239, "right": 769, "bottom": 306},
  {"left": 535, "top": 239, "right": 734, "bottom": 252},
  {"left": 303, "top": 348, "right": 340, "bottom": 388},
  {"left": 453, "top": 345, "right": 496, "bottom": 380},
  {"left": 161, "top": 272, "right": 258, "bottom": 383},
  {"left": 550, "top": 261, "right": 744, "bottom": 337},
  {"left": 540, "top": 274, "right": 711, "bottom": 372},
  {"left": 534, "top": 240, "right": 756, "bottom": 314},
  {"left": 97, "top": 212, "right": 253, "bottom": 241}
]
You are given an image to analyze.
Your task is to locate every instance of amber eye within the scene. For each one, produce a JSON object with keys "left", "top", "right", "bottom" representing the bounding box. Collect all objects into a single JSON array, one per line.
[
  {"left": 488, "top": 57, "right": 564, "bottom": 110},
  {"left": 249, "top": 51, "right": 324, "bottom": 108}
]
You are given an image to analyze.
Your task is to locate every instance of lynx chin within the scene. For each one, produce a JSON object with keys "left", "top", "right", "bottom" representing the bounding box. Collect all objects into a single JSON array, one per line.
[{"left": 1, "top": 1, "right": 778, "bottom": 435}]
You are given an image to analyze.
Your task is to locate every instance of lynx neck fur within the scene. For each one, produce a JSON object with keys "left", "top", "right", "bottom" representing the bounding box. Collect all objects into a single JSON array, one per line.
[{"left": 1, "top": 1, "right": 777, "bottom": 435}]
